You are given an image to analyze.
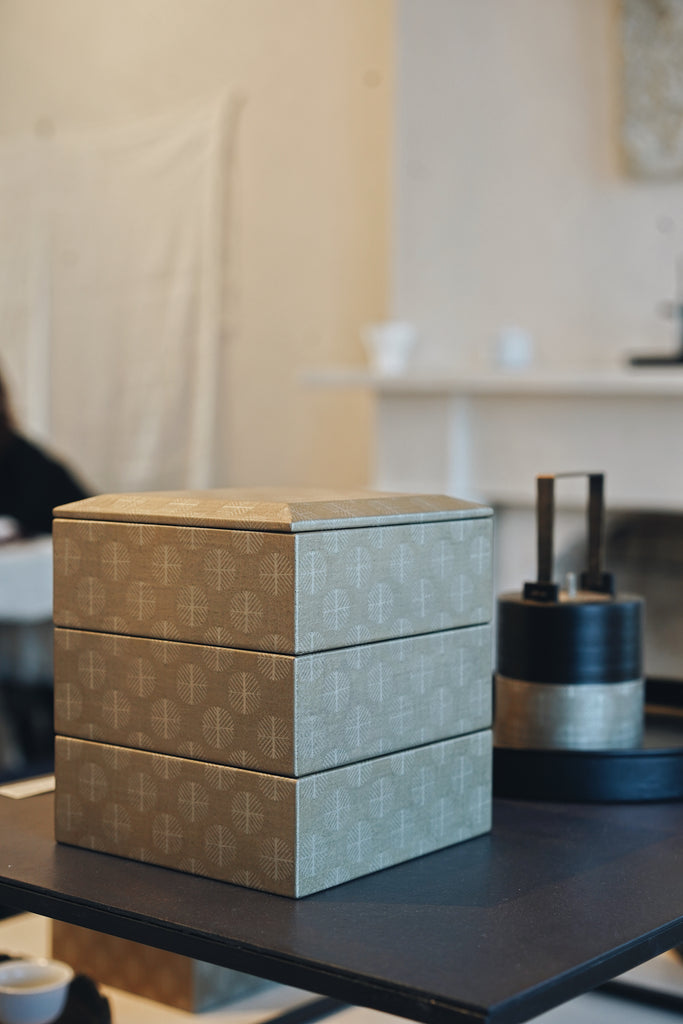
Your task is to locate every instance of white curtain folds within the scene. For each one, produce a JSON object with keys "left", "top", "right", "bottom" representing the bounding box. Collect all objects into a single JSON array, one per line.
[{"left": 0, "top": 95, "right": 241, "bottom": 493}]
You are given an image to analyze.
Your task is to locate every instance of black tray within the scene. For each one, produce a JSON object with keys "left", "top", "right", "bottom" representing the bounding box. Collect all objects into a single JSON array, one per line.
[{"left": 493, "top": 678, "right": 683, "bottom": 803}]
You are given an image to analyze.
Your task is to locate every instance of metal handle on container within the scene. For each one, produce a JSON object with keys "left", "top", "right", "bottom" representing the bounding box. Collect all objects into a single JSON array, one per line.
[{"left": 523, "top": 472, "right": 615, "bottom": 603}]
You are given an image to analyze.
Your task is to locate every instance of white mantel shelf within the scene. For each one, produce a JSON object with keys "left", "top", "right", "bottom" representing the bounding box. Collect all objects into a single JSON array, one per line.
[
  {"left": 304, "top": 365, "right": 683, "bottom": 397},
  {"left": 304, "top": 366, "right": 683, "bottom": 510}
]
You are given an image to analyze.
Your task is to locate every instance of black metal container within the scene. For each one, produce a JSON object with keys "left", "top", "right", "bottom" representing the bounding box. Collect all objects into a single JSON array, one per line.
[{"left": 495, "top": 473, "right": 644, "bottom": 751}]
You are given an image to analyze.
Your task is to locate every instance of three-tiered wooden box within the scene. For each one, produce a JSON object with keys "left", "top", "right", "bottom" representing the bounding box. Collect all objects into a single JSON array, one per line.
[{"left": 53, "top": 489, "right": 493, "bottom": 897}]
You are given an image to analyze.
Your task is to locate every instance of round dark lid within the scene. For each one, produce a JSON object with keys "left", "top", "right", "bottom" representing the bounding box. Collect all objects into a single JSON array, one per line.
[{"left": 497, "top": 591, "right": 643, "bottom": 684}]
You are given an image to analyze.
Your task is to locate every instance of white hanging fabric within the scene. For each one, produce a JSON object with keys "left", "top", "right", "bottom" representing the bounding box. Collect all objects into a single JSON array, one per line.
[{"left": 0, "top": 94, "right": 240, "bottom": 493}]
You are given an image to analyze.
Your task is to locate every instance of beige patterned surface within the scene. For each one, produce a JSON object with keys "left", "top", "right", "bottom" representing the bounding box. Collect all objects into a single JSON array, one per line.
[
  {"left": 54, "top": 488, "right": 491, "bottom": 532},
  {"left": 55, "top": 731, "right": 492, "bottom": 897},
  {"left": 52, "top": 921, "right": 270, "bottom": 1012},
  {"left": 53, "top": 517, "right": 493, "bottom": 654},
  {"left": 54, "top": 624, "right": 492, "bottom": 775}
]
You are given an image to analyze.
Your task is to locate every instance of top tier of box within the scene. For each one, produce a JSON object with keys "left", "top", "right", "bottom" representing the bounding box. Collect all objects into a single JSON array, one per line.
[{"left": 53, "top": 488, "right": 493, "bottom": 655}]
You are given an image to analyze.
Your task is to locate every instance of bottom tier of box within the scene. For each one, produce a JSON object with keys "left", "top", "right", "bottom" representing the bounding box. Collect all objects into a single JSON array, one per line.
[{"left": 55, "top": 730, "right": 492, "bottom": 897}]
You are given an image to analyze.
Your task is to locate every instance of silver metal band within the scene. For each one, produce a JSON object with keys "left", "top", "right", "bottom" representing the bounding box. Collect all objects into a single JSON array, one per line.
[{"left": 494, "top": 674, "right": 645, "bottom": 751}]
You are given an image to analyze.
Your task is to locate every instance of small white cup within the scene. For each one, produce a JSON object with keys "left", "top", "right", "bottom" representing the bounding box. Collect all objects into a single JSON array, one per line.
[
  {"left": 362, "top": 321, "right": 418, "bottom": 376},
  {"left": 0, "top": 958, "right": 74, "bottom": 1024},
  {"left": 495, "top": 326, "right": 534, "bottom": 370}
]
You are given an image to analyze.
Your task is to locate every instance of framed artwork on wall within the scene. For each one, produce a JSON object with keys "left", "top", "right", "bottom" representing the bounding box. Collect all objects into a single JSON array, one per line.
[{"left": 622, "top": 0, "right": 683, "bottom": 178}]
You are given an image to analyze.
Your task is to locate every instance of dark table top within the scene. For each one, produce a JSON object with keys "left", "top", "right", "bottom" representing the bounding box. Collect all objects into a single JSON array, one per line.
[{"left": 0, "top": 792, "right": 682, "bottom": 1024}]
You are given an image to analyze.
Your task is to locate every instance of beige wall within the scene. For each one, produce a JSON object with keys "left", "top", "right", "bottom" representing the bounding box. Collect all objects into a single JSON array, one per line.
[
  {"left": 6, "top": 1, "right": 671, "bottom": 494},
  {"left": 395, "top": 0, "right": 683, "bottom": 371},
  {"left": 0, "top": 0, "right": 392, "bottom": 489}
]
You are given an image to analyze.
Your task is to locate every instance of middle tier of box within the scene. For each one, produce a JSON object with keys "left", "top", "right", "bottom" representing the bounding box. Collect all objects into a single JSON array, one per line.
[{"left": 54, "top": 623, "right": 492, "bottom": 777}]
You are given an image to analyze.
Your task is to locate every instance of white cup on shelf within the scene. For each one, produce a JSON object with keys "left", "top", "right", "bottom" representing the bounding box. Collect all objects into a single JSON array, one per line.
[
  {"left": 362, "top": 321, "right": 418, "bottom": 376},
  {"left": 495, "top": 326, "right": 534, "bottom": 370}
]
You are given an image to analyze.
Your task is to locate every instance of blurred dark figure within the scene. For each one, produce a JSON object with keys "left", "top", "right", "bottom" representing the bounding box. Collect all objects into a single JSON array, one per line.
[
  {"left": 0, "top": 370, "right": 89, "bottom": 537},
  {"left": 0, "top": 369, "right": 91, "bottom": 793}
]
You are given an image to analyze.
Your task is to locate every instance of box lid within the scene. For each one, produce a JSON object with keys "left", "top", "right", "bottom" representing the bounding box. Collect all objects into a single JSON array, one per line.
[{"left": 53, "top": 488, "right": 492, "bottom": 533}]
